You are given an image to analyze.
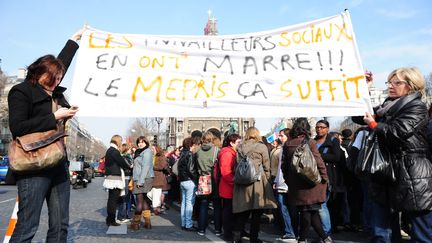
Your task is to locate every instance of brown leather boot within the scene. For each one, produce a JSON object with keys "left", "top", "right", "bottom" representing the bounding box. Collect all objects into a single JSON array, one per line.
[
  {"left": 128, "top": 214, "right": 141, "bottom": 231},
  {"left": 143, "top": 210, "right": 152, "bottom": 229}
]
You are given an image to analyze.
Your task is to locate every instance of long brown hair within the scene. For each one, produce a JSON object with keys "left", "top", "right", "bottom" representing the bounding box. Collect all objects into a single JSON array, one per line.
[{"left": 26, "top": 55, "right": 65, "bottom": 86}]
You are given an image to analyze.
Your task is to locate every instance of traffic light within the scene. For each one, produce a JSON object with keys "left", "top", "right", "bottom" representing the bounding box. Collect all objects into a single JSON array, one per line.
[{"left": 153, "top": 135, "right": 158, "bottom": 145}]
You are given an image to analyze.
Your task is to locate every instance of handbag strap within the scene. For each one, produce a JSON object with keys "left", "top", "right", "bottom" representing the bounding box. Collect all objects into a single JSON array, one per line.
[{"left": 212, "top": 147, "right": 218, "bottom": 163}]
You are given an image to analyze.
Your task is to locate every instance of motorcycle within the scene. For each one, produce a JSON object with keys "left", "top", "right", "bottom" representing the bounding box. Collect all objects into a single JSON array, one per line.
[{"left": 71, "top": 170, "right": 88, "bottom": 189}]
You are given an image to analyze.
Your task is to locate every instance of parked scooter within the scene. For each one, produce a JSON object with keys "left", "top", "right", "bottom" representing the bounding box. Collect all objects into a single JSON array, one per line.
[{"left": 71, "top": 170, "right": 88, "bottom": 189}]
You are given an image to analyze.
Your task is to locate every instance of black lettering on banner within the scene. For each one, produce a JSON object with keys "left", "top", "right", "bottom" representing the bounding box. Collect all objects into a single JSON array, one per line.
[
  {"left": 263, "top": 36, "right": 276, "bottom": 50},
  {"left": 96, "top": 53, "right": 108, "bottom": 70},
  {"left": 203, "top": 55, "right": 234, "bottom": 75},
  {"left": 84, "top": 78, "right": 98, "bottom": 96},
  {"left": 105, "top": 78, "right": 121, "bottom": 97},
  {"left": 237, "top": 82, "right": 267, "bottom": 99},
  {"left": 243, "top": 56, "right": 258, "bottom": 75},
  {"left": 112, "top": 55, "right": 128, "bottom": 68},
  {"left": 244, "top": 36, "right": 253, "bottom": 51},
  {"left": 281, "top": 54, "right": 295, "bottom": 71},
  {"left": 296, "top": 53, "right": 312, "bottom": 70},
  {"left": 263, "top": 55, "right": 277, "bottom": 71}
]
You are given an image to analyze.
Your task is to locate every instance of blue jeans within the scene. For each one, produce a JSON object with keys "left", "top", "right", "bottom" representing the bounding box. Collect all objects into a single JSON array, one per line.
[
  {"left": 198, "top": 197, "right": 209, "bottom": 232},
  {"left": 180, "top": 180, "right": 197, "bottom": 228},
  {"left": 408, "top": 210, "right": 432, "bottom": 243},
  {"left": 11, "top": 171, "right": 70, "bottom": 243},
  {"left": 197, "top": 197, "right": 222, "bottom": 232},
  {"left": 362, "top": 180, "right": 372, "bottom": 232},
  {"left": 369, "top": 201, "right": 400, "bottom": 243},
  {"left": 117, "top": 180, "right": 131, "bottom": 219},
  {"left": 275, "top": 192, "right": 296, "bottom": 237},
  {"left": 319, "top": 190, "right": 332, "bottom": 235},
  {"left": 117, "top": 195, "right": 128, "bottom": 220}
]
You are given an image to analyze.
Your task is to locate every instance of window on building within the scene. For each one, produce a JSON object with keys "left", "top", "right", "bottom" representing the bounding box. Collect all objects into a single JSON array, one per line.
[{"left": 177, "top": 121, "right": 183, "bottom": 133}]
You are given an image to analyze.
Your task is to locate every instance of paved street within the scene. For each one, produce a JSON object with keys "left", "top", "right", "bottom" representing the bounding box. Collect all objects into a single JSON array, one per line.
[{"left": 0, "top": 178, "right": 406, "bottom": 243}]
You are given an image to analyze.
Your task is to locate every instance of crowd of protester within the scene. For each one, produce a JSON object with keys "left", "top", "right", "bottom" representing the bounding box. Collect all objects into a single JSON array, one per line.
[
  {"left": 7, "top": 25, "right": 431, "bottom": 243},
  {"left": 98, "top": 69, "right": 432, "bottom": 243}
]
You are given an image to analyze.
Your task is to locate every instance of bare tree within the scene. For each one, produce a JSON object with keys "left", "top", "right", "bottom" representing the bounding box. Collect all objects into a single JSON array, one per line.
[
  {"left": 126, "top": 118, "right": 158, "bottom": 144},
  {"left": 0, "top": 70, "right": 9, "bottom": 127},
  {"left": 0, "top": 69, "right": 6, "bottom": 96}
]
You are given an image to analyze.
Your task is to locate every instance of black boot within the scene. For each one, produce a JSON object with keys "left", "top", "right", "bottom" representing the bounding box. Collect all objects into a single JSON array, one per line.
[{"left": 232, "top": 231, "right": 242, "bottom": 243}]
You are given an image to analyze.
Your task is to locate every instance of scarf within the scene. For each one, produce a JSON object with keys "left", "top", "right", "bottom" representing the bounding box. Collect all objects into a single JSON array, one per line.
[{"left": 376, "top": 97, "right": 400, "bottom": 117}]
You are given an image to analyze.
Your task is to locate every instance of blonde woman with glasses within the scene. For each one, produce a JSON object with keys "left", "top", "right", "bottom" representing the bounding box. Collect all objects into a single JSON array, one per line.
[{"left": 356, "top": 67, "right": 432, "bottom": 242}]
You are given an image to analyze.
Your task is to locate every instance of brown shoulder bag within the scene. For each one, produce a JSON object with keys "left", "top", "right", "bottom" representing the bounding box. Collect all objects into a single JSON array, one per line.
[{"left": 8, "top": 129, "right": 67, "bottom": 172}]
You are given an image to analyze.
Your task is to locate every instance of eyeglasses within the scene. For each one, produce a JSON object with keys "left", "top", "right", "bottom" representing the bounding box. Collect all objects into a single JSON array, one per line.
[
  {"left": 315, "top": 126, "right": 328, "bottom": 129},
  {"left": 385, "top": 80, "right": 407, "bottom": 87}
]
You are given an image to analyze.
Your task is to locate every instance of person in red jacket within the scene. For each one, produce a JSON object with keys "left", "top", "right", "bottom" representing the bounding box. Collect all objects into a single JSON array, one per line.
[{"left": 218, "top": 133, "right": 241, "bottom": 241}]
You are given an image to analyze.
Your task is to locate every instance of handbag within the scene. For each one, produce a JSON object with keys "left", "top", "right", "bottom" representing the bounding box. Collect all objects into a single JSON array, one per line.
[
  {"left": 291, "top": 139, "right": 322, "bottom": 186},
  {"left": 354, "top": 131, "right": 369, "bottom": 178},
  {"left": 358, "top": 131, "right": 396, "bottom": 184},
  {"left": 196, "top": 174, "right": 212, "bottom": 196},
  {"left": 234, "top": 143, "right": 263, "bottom": 185},
  {"left": 8, "top": 128, "right": 67, "bottom": 172},
  {"left": 128, "top": 178, "right": 134, "bottom": 191}
]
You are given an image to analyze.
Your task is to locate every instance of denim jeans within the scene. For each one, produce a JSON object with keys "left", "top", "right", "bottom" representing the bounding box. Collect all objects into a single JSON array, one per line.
[
  {"left": 362, "top": 180, "right": 372, "bottom": 232},
  {"left": 117, "top": 195, "right": 128, "bottom": 220},
  {"left": 117, "top": 179, "right": 131, "bottom": 219},
  {"left": 275, "top": 192, "right": 295, "bottom": 237},
  {"left": 198, "top": 197, "right": 210, "bottom": 232},
  {"left": 369, "top": 201, "right": 400, "bottom": 243},
  {"left": 180, "top": 180, "right": 197, "bottom": 228},
  {"left": 197, "top": 196, "right": 222, "bottom": 232},
  {"left": 11, "top": 171, "right": 70, "bottom": 243},
  {"left": 319, "top": 190, "right": 332, "bottom": 235},
  {"left": 407, "top": 210, "right": 432, "bottom": 242}
]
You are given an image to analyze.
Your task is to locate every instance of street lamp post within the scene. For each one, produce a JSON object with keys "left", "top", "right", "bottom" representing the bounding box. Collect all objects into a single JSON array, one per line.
[{"left": 155, "top": 117, "right": 163, "bottom": 145}]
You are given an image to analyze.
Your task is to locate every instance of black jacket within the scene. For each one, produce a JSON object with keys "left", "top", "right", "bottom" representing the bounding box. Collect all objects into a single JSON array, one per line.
[
  {"left": 104, "top": 147, "right": 130, "bottom": 176},
  {"left": 6, "top": 40, "right": 79, "bottom": 181},
  {"left": 354, "top": 92, "right": 432, "bottom": 211},
  {"left": 315, "top": 135, "right": 344, "bottom": 192},
  {"left": 178, "top": 149, "right": 198, "bottom": 182},
  {"left": 8, "top": 40, "right": 78, "bottom": 138}
]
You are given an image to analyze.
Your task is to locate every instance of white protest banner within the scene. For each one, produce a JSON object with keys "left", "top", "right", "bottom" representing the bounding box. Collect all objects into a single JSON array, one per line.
[{"left": 70, "top": 11, "right": 372, "bottom": 117}]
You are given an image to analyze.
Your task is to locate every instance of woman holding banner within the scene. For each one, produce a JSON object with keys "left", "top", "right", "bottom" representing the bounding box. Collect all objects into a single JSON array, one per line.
[
  {"left": 357, "top": 67, "right": 432, "bottom": 242},
  {"left": 7, "top": 27, "right": 84, "bottom": 242}
]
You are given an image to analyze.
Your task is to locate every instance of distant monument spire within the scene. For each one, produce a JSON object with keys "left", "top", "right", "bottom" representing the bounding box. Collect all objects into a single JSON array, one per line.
[{"left": 204, "top": 10, "right": 218, "bottom": 36}]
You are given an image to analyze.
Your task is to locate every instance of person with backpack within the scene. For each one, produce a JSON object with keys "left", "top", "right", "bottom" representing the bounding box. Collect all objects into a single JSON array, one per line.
[
  {"left": 232, "top": 127, "right": 277, "bottom": 243},
  {"left": 281, "top": 118, "right": 332, "bottom": 243},
  {"left": 218, "top": 133, "right": 241, "bottom": 241}
]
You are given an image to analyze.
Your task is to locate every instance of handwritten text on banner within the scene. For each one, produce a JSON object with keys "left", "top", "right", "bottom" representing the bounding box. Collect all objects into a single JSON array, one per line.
[{"left": 70, "top": 11, "right": 372, "bottom": 117}]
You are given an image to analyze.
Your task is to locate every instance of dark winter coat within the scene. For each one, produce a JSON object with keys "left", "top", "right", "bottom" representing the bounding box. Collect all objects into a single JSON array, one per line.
[
  {"left": 6, "top": 40, "right": 79, "bottom": 182},
  {"left": 315, "top": 135, "right": 344, "bottom": 192},
  {"left": 354, "top": 92, "right": 432, "bottom": 211},
  {"left": 282, "top": 137, "right": 328, "bottom": 206},
  {"left": 105, "top": 146, "right": 130, "bottom": 176},
  {"left": 178, "top": 149, "right": 198, "bottom": 182}
]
